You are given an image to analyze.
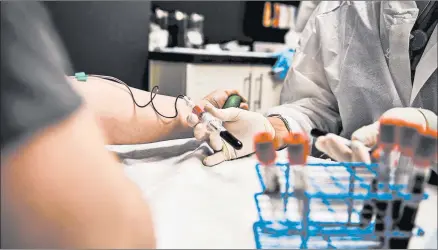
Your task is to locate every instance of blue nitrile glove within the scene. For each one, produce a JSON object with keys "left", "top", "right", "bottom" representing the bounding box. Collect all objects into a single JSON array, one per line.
[{"left": 271, "top": 49, "right": 295, "bottom": 81}]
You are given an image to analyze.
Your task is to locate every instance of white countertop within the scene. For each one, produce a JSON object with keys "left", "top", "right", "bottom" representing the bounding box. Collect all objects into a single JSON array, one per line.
[
  {"left": 107, "top": 138, "right": 437, "bottom": 249},
  {"left": 154, "top": 47, "right": 276, "bottom": 58}
]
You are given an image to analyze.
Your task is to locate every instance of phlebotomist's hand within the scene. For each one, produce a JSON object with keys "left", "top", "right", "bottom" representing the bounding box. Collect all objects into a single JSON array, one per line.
[
  {"left": 197, "top": 89, "right": 249, "bottom": 110},
  {"left": 186, "top": 88, "right": 249, "bottom": 143},
  {"left": 187, "top": 104, "right": 275, "bottom": 166},
  {"left": 315, "top": 107, "right": 437, "bottom": 163}
]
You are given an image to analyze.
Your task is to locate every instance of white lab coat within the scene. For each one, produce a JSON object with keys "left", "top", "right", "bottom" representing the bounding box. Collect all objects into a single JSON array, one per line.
[
  {"left": 295, "top": 1, "right": 319, "bottom": 32},
  {"left": 267, "top": 1, "right": 437, "bottom": 141}
]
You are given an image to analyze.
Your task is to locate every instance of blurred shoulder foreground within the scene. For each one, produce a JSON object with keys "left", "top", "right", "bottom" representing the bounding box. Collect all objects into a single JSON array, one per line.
[
  {"left": 1, "top": 2, "right": 155, "bottom": 248},
  {"left": 1, "top": 1, "right": 81, "bottom": 158}
]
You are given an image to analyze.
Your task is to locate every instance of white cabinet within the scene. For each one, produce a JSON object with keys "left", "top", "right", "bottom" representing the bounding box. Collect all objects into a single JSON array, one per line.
[
  {"left": 149, "top": 61, "right": 283, "bottom": 114},
  {"left": 185, "top": 64, "right": 252, "bottom": 104},
  {"left": 249, "top": 65, "right": 283, "bottom": 114}
]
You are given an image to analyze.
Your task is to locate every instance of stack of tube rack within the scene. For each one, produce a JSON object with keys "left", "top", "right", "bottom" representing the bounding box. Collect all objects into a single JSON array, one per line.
[
  {"left": 252, "top": 162, "right": 427, "bottom": 249},
  {"left": 251, "top": 119, "right": 437, "bottom": 249}
]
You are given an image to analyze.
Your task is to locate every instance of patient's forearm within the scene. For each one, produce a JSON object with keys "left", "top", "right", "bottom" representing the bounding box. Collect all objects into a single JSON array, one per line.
[{"left": 70, "top": 77, "right": 192, "bottom": 144}]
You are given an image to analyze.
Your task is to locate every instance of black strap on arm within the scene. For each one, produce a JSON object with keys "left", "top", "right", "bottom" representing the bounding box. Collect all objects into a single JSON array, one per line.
[{"left": 409, "top": 1, "right": 438, "bottom": 83}]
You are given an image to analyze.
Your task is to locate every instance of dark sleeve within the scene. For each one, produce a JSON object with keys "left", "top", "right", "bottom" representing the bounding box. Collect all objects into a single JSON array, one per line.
[{"left": 1, "top": 2, "right": 83, "bottom": 160}]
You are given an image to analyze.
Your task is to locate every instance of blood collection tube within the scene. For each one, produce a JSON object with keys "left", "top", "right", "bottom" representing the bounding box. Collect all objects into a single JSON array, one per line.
[
  {"left": 392, "top": 122, "right": 423, "bottom": 218},
  {"left": 393, "top": 128, "right": 437, "bottom": 249},
  {"left": 283, "top": 132, "right": 310, "bottom": 222},
  {"left": 284, "top": 132, "right": 309, "bottom": 166},
  {"left": 254, "top": 132, "right": 283, "bottom": 224},
  {"left": 254, "top": 132, "right": 278, "bottom": 193},
  {"left": 372, "top": 118, "right": 400, "bottom": 245},
  {"left": 183, "top": 96, "right": 243, "bottom": 150},
  {"left": 387, "top": 121, "right": 423, "bottom": 248}
]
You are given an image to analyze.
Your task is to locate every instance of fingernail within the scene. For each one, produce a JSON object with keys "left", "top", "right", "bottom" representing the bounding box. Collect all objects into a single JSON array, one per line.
[{"left": 202, "top": 158, "right": 211, "bottom": 167}]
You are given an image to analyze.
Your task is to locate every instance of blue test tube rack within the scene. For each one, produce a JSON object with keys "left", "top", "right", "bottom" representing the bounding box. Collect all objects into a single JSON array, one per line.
[{"left": 252, "top": 162, "right": 428, "bottom": 249}]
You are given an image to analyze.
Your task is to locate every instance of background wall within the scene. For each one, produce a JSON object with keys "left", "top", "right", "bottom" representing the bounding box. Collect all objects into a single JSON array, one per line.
[
  {"left": 151, "top": 1, "right": 248, "bottom": 44},
  {"left": 243, "top": 1, "right": 300, "bottom": 43},
  {"left": 45, "top": 1, "right": 151, "bottom": 90}
]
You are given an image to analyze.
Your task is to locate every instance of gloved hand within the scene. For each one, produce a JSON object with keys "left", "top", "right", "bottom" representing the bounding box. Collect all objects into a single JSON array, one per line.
[
  {"left": 271, "top": 49, "right": 295, "bottom": 81},
  {"left": 187, "top": 104, "right": 275, "bottom": 166},
  {"left": 197, "top": 89, "right": 249, "bottom": 110},
  {"left": 315, "top": 107, "right": 437, "bottom": 162}
]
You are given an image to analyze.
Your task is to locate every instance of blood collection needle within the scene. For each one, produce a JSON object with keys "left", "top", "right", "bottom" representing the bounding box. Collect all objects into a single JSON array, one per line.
[{"left": 183, "top": 96, "right": 243, "bottom": 150}]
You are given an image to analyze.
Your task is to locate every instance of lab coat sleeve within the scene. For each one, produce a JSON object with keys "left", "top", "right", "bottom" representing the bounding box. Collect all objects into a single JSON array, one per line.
[{"left": 266, "top": 2, "right": 342, "bottom": 137}]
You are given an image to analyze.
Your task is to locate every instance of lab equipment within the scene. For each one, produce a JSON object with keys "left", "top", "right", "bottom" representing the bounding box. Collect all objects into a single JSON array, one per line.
[
  {"left": 390, "top": 122, "right": 422, "bottom": 226},
  {"left": 183, "top": 96, "right": 243, "bottom": 150},
  {"left": 285, "top": 132, "right": 311, "bottom": 246},
  {"left": 252, "top": 160, "right": 428, "bottom": 249},
  {"left": 393, "top": 128, "right": 437, "bottom": 249},
  {"left": 373, "top": 118, "right": 399, "bottom": 247},
  {"left": 265, "top": 176, "right": 285, "bottom": 227},
  {"left": 222, "top": 94, "right": 243, "bottom": 109},
  {"left": 254, "top": 132, "right": 284, "bottom": 225},
  {"left": 284, "top": 132, "right": 310, "bottom": 220},
  {"left": 149, "top": 8, "right": 169, "bottom": 51},
  {"left": 254, "top": 132, "right": 278, "bottom": 192},
  {"left": 168, "top": 10, "right": 188, "bottom": 48},
  {"left": 186, "top": 13, "right": 204, "bottom": 49},
  {"left": 251, "top": 117, "right": 431, "bottom": 249},
  {"left": 359, "top": 178, "right": 378, "bottom": 228}
]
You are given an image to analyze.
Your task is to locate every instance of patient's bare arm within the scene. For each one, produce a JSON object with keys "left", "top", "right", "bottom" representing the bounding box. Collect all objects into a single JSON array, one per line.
[
  {"left": 70, "top": 76, "right": 248, "bottom": 145},
  {"left": 71, "top": 76, "right": 193, "bottom": 144}
]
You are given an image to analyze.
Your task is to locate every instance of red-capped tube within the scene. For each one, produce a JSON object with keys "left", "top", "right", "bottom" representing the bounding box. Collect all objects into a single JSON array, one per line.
[
  {"left": 284, "top": 132, "right": 309, "bottom": 165},
  {"left": 396, "top": 120, "right": 423, "bottom": 157},
  {"left": 413, "top": 128, "right": 438, "bottom": 167},
  {"left": 378, "top": 117, "right": 403, "bottom": 152},
  {"left": 254, "top": 132, "right": 277, "bottom": 166},
  {"left": 192, "top": 105, "right": 204, "bottom": 118}
]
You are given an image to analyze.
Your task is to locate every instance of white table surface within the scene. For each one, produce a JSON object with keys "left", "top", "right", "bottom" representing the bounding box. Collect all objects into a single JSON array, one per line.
[{"left": 107, "top": 138, "right": 437, "bottom": 249}]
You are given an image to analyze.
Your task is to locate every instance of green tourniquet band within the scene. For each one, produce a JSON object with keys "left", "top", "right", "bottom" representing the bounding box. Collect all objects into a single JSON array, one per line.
[{"left": 75, "top": 72, "right": 88, "bottom": 82}]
